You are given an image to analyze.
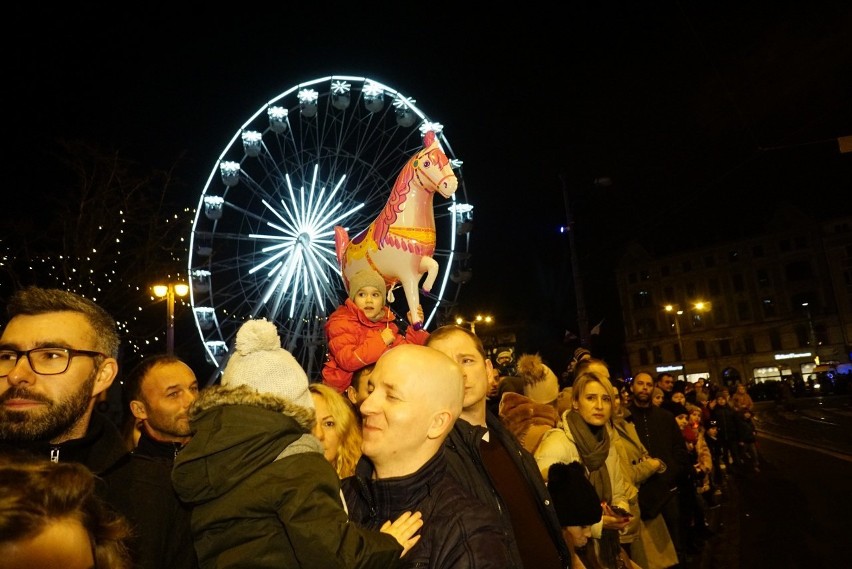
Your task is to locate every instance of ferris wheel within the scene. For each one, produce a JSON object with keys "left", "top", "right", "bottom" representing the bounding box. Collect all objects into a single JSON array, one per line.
[{"left": 187, "top": 75, "right": 474, "bottom": 381}]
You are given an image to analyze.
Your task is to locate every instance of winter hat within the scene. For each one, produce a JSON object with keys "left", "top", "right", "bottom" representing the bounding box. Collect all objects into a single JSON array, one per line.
[
  {"left": 548, "top": 462, "right": 602, "bottom": 527},
  {"left": 663, "top": 401, "right": 689, "bottom": 418},
  {"left": 347, "top": 269, "right": 387, "bottom": 302},
  {"left": 220, "top": 318, "right": 314, "bottom": 410},
  {"left": 573, "top": 347, "right": 592, "bottom": 363},
  {"left": 517, "top": 354, "right": 560, "bottom": 404}
]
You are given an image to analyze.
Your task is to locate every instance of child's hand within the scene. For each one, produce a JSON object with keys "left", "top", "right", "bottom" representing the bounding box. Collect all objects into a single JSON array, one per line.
[
  {"left": 381, "top": 328, "right": 396, "bottom": 346},
  {"left": 406, "top": 305, "right": 424, "bottom": 324}
]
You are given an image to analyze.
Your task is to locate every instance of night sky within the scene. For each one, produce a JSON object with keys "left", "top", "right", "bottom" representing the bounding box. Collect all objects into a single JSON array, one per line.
[{"left": 8, "top": 2, "right": 852, "bottom": 371}]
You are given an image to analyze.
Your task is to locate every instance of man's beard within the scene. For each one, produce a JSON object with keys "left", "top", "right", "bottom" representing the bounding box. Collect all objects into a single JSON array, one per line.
[
  {"left": 147, "top": 412, "right": 191, "bottom": 440},
  {"left": 0, "top": 371, "right": 95, "bottom": 442},
  {"left": 633, "top": 391, "right": 650, "bottom": 404}
]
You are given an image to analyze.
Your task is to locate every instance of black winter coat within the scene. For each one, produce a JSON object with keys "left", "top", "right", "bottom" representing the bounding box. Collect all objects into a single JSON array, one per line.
[
  {"left": 443, "top": 414, "right": 572, "bottom": 569},
  {"left": 343, "top": 448, "right": 511, "bottom": 569},
  {"left": 627, "top": 404, "right": 691, "bottom": 520},
  {"left": 0, "top": 412, "right": 197, "bottom": 569}
]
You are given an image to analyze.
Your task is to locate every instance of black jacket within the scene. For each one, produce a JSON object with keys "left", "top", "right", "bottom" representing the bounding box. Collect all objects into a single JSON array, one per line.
[
  {"left": 0, "top": 412, "right": 197, "bottom": 569},
  {"left": 343, "top": 447, "right": 511, "bottom": 569},
  {"left": 627, "top": 404, "right": 691, "bottom": 519},
  {"left": 443, "top": 413, "right": 572, "bottom": 569},
  {"left": 135, "top": 427, "right": 184, "bottom": 462}
]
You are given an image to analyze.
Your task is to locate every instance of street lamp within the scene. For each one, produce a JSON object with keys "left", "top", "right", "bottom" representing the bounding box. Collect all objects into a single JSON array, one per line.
[
  {"left": 665, "top": 301, "right": 711, "bottom": 381},
  {"left": 456, "top": 314, "right": 493, "bottom": 335},
  {"left": 664, "top": 304, "right": 685, "bottom": 361},
  {"left": 152, "top": 282, "right": 190, "bottom": 355},
  {"left": 559, "top": 174, "right": 612, "bottom": 348}
]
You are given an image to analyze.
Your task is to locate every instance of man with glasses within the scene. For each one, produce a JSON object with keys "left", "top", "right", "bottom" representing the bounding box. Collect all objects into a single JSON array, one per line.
[{"left": 0, "top": 286, "right": 197, "bottom": 569}]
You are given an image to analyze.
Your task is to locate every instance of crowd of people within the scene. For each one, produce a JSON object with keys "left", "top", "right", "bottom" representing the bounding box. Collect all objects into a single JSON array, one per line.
[{"left": 0, "top": 281, "right": 761, "bottom": 568}]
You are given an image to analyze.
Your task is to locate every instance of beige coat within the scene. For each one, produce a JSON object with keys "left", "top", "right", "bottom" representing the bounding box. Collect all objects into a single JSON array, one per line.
[{"left": 612, "top": 411, "right": 678, "bottom": 569}]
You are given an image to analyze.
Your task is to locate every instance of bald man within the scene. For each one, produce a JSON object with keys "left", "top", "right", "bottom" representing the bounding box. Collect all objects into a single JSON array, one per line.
[{"left": 342, "top": 345, "right": 511, "bottom": 568}]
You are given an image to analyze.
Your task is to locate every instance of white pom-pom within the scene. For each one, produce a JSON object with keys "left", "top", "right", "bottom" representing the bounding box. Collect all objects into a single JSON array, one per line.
[{"left": 234, "top": 318, "right": 281, "bottom": 354}]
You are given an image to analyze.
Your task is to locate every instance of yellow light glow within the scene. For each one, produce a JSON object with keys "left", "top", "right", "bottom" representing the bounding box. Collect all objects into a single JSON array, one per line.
[{"left": 152, "top": 285, "right": 168, "bottom": 298}]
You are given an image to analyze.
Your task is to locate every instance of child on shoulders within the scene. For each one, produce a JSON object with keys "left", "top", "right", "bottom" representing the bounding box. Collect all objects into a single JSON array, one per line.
[{"left": 322, "top": 269, "right": 429, "bottom": 393}]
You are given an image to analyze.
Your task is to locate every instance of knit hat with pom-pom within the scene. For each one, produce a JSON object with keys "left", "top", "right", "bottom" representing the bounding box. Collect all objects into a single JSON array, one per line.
[
  {"left": 517, "top": 353, "right": 560, "bottom": 405},
  {"left": 220, "top": 318, "right": 314, "bottom": 410}
]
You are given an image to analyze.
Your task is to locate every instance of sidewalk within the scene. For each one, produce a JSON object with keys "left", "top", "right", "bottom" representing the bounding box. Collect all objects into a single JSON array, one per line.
[{"left": 689, "top": 466, "right": 741, "bottom": 569}]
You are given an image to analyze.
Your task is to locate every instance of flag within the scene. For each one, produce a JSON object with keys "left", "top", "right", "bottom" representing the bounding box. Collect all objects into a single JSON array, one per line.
[{"left": 590, "top": 319, "right": 604, "bottom": 336}]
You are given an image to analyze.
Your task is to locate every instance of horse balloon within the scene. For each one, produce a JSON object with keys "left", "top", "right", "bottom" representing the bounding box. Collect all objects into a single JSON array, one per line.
[{"left": 334, "top": 130, "right": 458, "bottom": 329}]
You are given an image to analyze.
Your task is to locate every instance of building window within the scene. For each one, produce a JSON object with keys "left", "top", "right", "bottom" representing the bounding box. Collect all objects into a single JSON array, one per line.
[
  {"left": 664, "top": 286, "right": 674, "bottom": 301},
  {"left": 732, "top": 273, "right": 745, "bottom": 292},
  {"left": 696, "top": 340, "right": 707, "bottom": 359},
  {"left": 673, "top": 342, "right": 682, "bottom": 361},
  {"left": 691, "top": 313, "right": 706, "bottom": 329},
  {"left": 714, "top": 303, "right": 727, "bottom": 325},
  {"left": 640, "top": 271, "right": 652, "bottom": 281},
  {"left": 744, "top": 336, "right": 755, "bottom": 353},
  {"left": 792, "top": 293, "right": 818, "bottom": 310},
  {"left": 728, "top": 250, "right": 740, "bottom": 262},
  {"left": 762, "top": 297, "right": 776, "bottom": 317},
  {"left": 708, "top": 278, "right": 720, "bottom": 295},
  {"left": 719, "top": 339, "right": 732, "bottom": 356},
  {"left": 769, "top": 329, "right": 782, "bottom": 350},
  {"left": 633, "top": 290, "right": 653, "bottom": 309},
  {"left": 686, "top": 282, "right": 696, "bottom": 297},
  {"left": 639, "top": 348, "right": 649, "bottom": 366},
  {"left": 795, "top": 324, "right": 809, "bottom": 347},
  {"left": 737, "top": 301, "right": 751, "bottom": 321},
  {"left": 815, "top": 324, "right": 829, "bottom": 346},
  {"left": 785, "top": 260, "right": 814, "bottom": 281},
  {"left": 756, "top": 268, "right": 770, "bottom": 287},
  {"left": 652, "top": 346, "right": 663, "bottom": 364},
  {"left": 637, "top": 318, "right": 656, "bottom": 336}
]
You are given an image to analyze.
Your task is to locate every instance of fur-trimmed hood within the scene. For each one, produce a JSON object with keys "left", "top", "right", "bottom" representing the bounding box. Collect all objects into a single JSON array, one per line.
[
  {"left": 189, "top": 383, "right": 316, "bottom": 432},
  {"left": 498, "top": 391, "right": 559, "bottom": 454},
  {"left": 173, "top": 384, "right": 320, "bottom": 505}
]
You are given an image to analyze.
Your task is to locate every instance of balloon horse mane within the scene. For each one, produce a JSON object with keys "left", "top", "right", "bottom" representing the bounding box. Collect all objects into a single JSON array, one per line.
[{"left": 334, "top": 130, "right": 458, "bottom": 329}]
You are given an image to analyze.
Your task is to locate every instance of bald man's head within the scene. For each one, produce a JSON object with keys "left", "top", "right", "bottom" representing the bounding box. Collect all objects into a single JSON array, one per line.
[{"left": 359, "top": 345, "right": 464, "bottom": 478}]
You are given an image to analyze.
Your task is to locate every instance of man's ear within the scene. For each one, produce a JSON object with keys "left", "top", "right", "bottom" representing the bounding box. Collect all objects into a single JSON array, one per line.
[
  {"left": 345, "top": 386, "right": 358, "bottom": 406},
  {"left": 427, "top": 410, "right": 454, "bottom": 440},
  {"left": 90, "top": 357, "right": 118, "bottom": 399},
  {"left": 485, "top": 357, "right": 494, "bottom": 378},
  {"left": 129, "top": 399, "right": 148, "bottom": 421}
]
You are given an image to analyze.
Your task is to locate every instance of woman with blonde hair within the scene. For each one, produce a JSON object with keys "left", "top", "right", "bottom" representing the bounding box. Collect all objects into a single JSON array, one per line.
[
  {"left": 310, "top": 382, "right": 363, "bottom": 478},
  {"left": 535, "top": 361, "right": 632, "bottom": 568}
]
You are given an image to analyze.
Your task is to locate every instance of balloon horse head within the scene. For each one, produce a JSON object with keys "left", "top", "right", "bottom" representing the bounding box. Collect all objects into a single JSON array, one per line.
[{"left": 334, "top": 130, "right": 458, "bottom": 329}]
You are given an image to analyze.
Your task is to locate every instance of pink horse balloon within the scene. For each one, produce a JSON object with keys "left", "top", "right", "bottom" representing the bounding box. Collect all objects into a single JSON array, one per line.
[{"left": 334, "top": 130, "right": 458, "bottom": 329}]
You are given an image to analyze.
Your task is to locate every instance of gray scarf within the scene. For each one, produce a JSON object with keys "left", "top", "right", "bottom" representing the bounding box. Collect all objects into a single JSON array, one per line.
[{"left": 565, "top": 410, "right": 622, "bottom": 568}]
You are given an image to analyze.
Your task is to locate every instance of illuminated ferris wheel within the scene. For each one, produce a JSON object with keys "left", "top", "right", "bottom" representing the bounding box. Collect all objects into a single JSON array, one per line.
[{"left": 187, "top": 75, "right": 473, "bottom": 380}]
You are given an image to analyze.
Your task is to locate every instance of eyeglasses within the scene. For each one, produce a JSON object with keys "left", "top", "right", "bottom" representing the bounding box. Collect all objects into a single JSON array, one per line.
[{"left": 0, "top": 348, "right": 107, "bottom": 377}]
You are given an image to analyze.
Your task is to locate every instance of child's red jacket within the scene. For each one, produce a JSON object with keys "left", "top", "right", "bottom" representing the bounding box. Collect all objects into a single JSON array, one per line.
[{"left": 321, "top": 298, "right": 429, "bottom": 392}]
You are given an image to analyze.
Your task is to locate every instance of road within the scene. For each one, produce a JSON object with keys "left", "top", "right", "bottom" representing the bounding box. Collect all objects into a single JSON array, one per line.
[{"left": 692, "top": 394, "right": 852, "bottom": 569}]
